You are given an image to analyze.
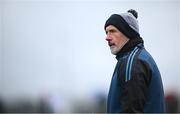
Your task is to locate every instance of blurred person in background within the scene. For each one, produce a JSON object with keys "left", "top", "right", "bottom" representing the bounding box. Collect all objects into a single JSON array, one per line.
[
  {"left": 165, "top": 91, "right": 179, "bottom": 112},
  {"left": 104, "top": 9, "right": 165, "bottom": 113},
  {"left": 0, "top": 98, "right": 6, "bottom": 113}
]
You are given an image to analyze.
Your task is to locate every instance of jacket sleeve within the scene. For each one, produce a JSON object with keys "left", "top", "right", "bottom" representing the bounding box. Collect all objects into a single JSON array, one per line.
[{"left": 119, "top": 58, "right": 152, "bottom": 113}]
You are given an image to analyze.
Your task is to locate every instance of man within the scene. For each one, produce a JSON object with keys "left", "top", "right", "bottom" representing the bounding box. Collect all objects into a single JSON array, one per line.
[{"left": 104, "top": 9, "right": 165, "bottom": 113}]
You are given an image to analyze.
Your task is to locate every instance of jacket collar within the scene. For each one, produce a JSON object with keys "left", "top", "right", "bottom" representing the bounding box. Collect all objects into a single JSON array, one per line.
[{"left": 116, "top": 37, "right": 144, "bottom": 60}]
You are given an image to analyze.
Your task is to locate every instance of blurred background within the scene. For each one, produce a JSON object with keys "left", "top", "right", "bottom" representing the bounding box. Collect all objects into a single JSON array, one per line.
[{"left": 0, "top": 0, "right": 180, "bottom": 113}]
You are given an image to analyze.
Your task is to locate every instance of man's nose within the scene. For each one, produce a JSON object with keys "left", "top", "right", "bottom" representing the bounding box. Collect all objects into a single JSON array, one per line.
[{"left": 106, "top": 33, "right": 112, "bottom": 41}]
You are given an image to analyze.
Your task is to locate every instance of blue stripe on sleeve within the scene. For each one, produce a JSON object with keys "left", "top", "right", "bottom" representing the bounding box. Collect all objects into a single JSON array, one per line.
[{"left": 125, "top": 47, "right": 139, "bottom": 82}]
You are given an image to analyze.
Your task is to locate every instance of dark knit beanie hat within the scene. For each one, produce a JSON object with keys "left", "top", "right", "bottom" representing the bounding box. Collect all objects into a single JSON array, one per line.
[{"left": 104, "top": 9, "right": 140, "bottom": 39}]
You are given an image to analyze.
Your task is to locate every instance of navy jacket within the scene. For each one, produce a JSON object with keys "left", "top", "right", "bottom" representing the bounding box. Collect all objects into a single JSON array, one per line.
[{"left": 107, "top": 38, "right": 165, "bottom": 113}]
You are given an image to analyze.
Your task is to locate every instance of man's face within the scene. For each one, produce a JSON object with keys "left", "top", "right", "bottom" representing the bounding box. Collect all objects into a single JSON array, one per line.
[{"left": 105, "top": 25, "right": 129, "bottom": 55}]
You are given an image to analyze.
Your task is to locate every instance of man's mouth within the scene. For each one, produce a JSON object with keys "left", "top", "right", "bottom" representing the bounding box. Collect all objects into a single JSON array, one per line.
[{"left": 108, "top": 42, "right": 115, "bottom": 48}]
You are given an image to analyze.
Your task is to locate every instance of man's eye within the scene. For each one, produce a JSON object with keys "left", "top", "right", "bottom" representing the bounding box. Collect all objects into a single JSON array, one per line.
[
  {"left": 110, "top": 30, "right": 116, "bottom": 33},
  {"left": 105, "top": 29, "right": 116, "bottom": 34}
]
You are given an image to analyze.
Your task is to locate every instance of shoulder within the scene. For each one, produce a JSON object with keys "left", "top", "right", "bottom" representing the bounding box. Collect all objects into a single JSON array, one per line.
[
  {"left": 137, "top": 48, "right": 154, "bottom": 61},
  {"left": 136, "top": 48, "right": 157, "bottom": 69},
  {"left": 133, "top": 48, "right": 153, "bottom": 74}
]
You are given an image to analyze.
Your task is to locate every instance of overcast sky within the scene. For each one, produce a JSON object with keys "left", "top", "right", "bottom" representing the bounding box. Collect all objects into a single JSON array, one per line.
[{"left": 0, "top": 0, "right": 180, "bottom": 100}]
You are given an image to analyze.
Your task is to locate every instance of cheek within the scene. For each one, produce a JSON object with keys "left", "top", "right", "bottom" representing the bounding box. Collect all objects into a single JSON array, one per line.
[{"left": 114, "top": 37, "right": 122, "bottom": 45}]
